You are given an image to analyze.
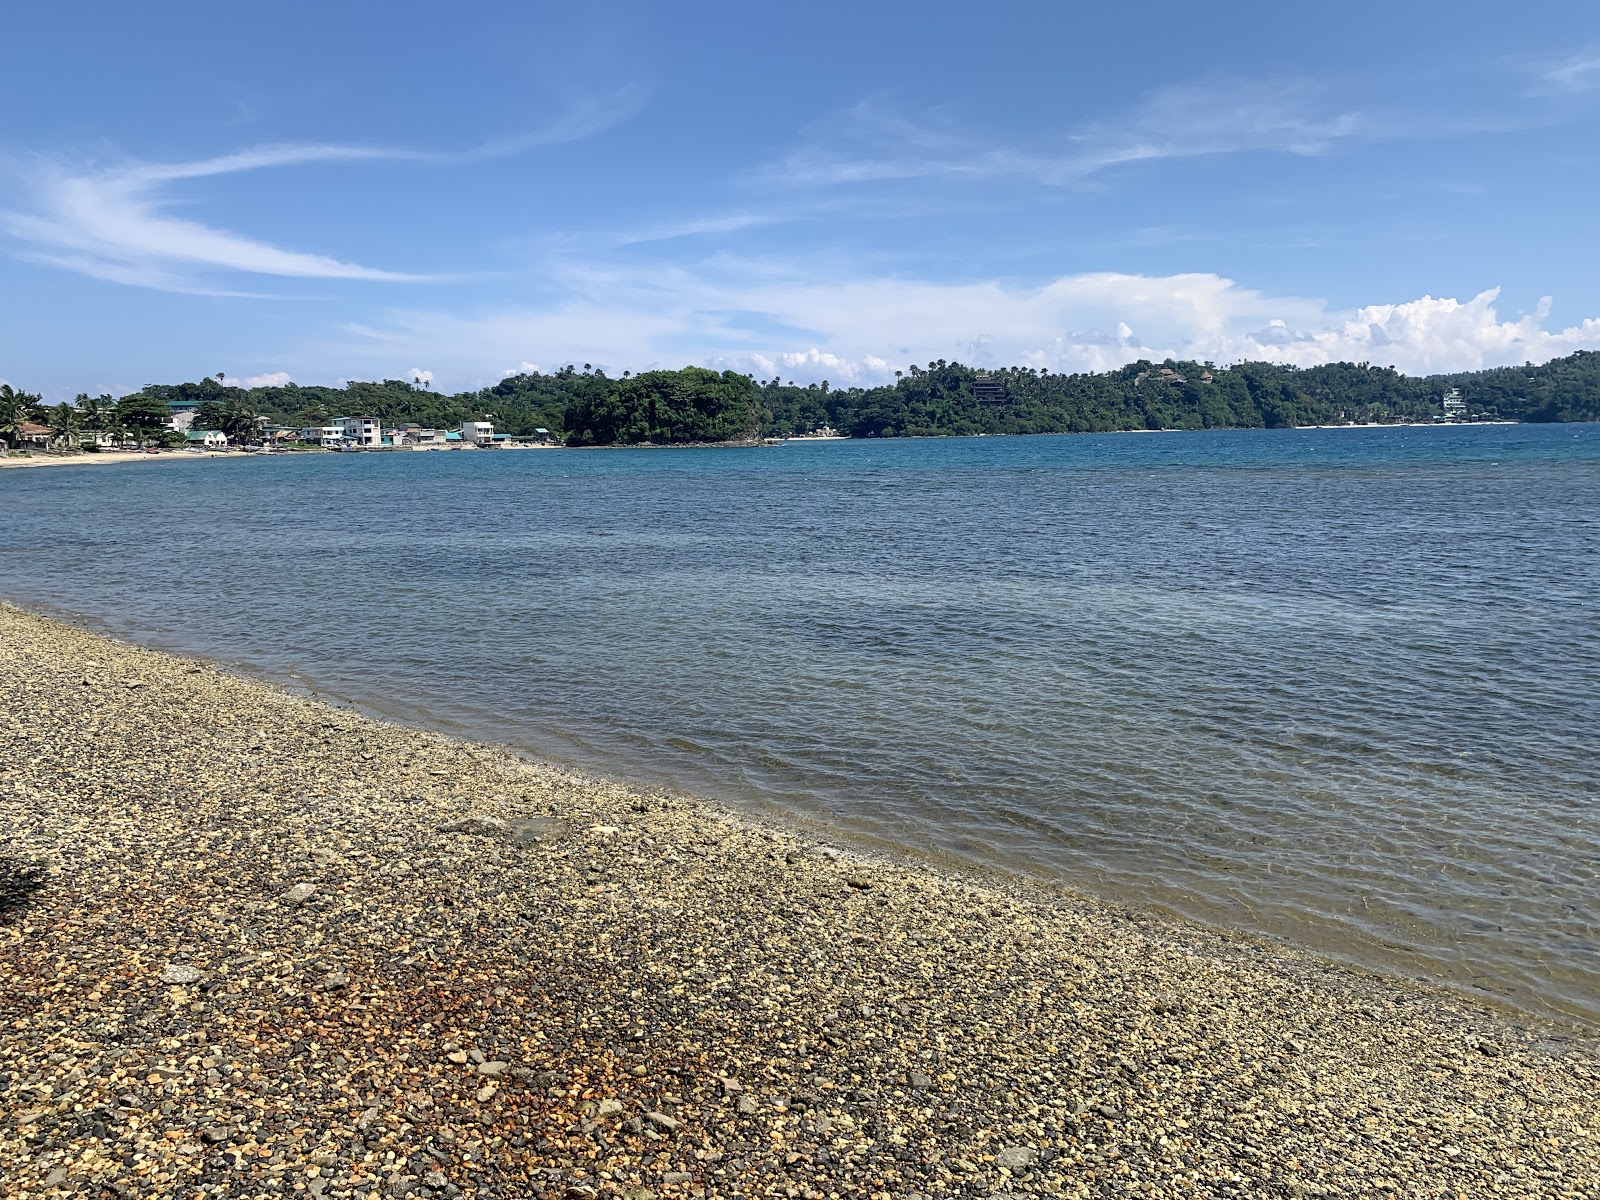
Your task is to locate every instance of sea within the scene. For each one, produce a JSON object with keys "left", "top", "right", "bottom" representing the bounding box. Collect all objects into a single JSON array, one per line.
[{"left": 3, "top": 423, "right": 1598, "bottom": 1026}]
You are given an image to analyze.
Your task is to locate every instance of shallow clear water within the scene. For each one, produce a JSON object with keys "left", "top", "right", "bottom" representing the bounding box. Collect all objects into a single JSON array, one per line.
[{"left": 4, "top": 425, "right": 1598, "bottom": 1024}]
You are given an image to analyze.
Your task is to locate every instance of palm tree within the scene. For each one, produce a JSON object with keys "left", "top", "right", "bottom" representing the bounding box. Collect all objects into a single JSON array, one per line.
[
  {"left": 220, "top": 396, "right": 261, "bottom": 445},
  {"left": 0, "top": 383, "right": 45, "bottom": 450},
  {"left": 48, "top": 402, "right": 82, "bottom": 449}
]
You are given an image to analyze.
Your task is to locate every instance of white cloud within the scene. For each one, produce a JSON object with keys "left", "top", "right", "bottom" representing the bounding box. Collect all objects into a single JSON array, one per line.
[
  {"left": 408, "top": 368, "right": 434, "bottom": 385},
  {"left": 759, "top": 79, "right": 1370, "bottom": 190},
  {"left": 233, "top": 371, "right": 293, "bottom": 388},
  {"left": 1532, "top": 47, "right": 1600, "bottom": 94},
  {"left": 318, "top": 264, "right": 1600, "bottom": 389},
  {"left": 1, "top": 145, "right": 439, "bottom": 292}
]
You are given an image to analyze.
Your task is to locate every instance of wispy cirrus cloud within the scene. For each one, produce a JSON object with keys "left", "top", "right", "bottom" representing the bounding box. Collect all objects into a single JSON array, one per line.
[
  {"left": 1529, "top": 46, "right": 1600, "bottom": 94},
  {"left": 2, "top": 144, "right": 437, "bottom": 292},
  {"left": 0, "top": 83, "right": 646, "bottom": 294},
  {"left": 756, "top": 78, "right": 1370, "bottom": 190}
]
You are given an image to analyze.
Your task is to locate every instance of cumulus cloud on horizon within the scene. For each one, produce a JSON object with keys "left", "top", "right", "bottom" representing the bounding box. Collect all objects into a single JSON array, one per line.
[{"left": 328, "top": 270, "right": 1600, "bottom": 391}]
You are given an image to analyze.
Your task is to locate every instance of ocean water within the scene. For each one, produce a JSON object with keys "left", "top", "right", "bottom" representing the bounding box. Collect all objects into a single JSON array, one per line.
[{"left": 3, "top": 424, "right": 1598, "bottom": 1024}]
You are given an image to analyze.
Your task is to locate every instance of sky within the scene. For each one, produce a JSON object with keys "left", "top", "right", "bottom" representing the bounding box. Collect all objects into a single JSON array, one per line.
[{"left": 4, "top": 0, "right": 1600, "bottom": 398}]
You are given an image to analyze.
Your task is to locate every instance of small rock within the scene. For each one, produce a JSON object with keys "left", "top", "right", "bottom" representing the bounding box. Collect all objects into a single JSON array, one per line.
[
  {"left": 644, "top": 1110, "right": 681, "bottom": 1133},
  {"left": 717, "top": 1075, "right": 742, "bottom": 1094},
  {"left": 159, "top": 963, "right": 201, "bottom": 985},
  {"left": 996, "top": 1146, "right": 1038, "bottom": 1170},
  {"left": 201, "top": 1125, "right": 231, "bottom": 1144},
  {"left": 475, "top": 1084, "right": 497, "bottom": 1102},
  {"left": 322, "top": 971, "right": 350, "bottom": 991},
  {"left": 1477, "top": 1040, "right": 1503, "bottom": 1057},
  {"left": 281, "top": 882, "right": 317, "bottom": 907},
  {"left": 735, "top": 1095, "right": 758, "bottom": 1115},
  {"left": 597, "top": 1098, "right": 625, "bottom": 1118},
  {"left": 662, "top": 1173, "right": 692, "bottom": 1185},
  {"left": 846, "top": 877, "right": 873, "bottom": 890},
  {"left": 477, "top": 1061, "right": 508, "bottom": 1076},
  {"left": 357, "top": 1107, "right": 381, "bottom": 1133},
  {"left": 438, "top": 815, "right": 509, "bottom": 838},
  {"left": 45, "top": 1167, "right": 68, "bottom": 1186},
  {"left": 508, "top": 817, "right": 569, "bottom": 845},
  {"left": 909, "top": 1071, "right": 934, "bottom": 1090},
  {"left": 622, "top": 1189, "right": 656, "bottom": 1200},
  {"left": 447, "top": 1050, "right": 470, "bottom": 1064}
]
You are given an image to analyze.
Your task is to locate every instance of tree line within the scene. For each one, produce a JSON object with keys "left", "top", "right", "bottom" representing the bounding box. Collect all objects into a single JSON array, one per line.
[{"left": 5, "top": 351, "right": 1599, "bottom": 451}]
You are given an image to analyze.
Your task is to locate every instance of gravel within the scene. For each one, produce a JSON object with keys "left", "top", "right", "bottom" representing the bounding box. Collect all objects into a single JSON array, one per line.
[{"left": 2, "top": 601, "right": 1596, "bottom": 1198}]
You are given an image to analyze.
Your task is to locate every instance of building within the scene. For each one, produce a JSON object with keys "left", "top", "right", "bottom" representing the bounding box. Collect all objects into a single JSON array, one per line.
[
  {"left": 333, "top": 416, "right": 382, "bottom": 447},
  {"left": 387, "top": 424, "right": 448, "bottom": 447},
  {"left": 13, "top": 421, "right": 52, "bottom": 446},
  {"left": 185, "top": 430, "right": 228, "bottom": 448},
  {"left": 973, "top": 375, "right": 1006, "bottom": 405},
  {"left": 1442, "top": 388, "right": 1468, "bottom": 421},
  {"left": 166, "top": 399, "right": 200, "bottom": 434},
  {"left": 460, "top": 420, "right": 495, "bottom": 445}
]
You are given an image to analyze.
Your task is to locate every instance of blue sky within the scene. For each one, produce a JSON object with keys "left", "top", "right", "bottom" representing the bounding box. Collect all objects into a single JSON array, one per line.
[{"left": 4, "top": 0, "right": 1600, "bottom": 397}]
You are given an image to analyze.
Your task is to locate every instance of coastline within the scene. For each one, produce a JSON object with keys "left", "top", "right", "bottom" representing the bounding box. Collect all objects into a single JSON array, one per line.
[
  {"left": 2, "top": 603, "right": 1596, "bottom": 1198},
  {"left": 0, "top": 450, "right": 256, "bottom": 470}
]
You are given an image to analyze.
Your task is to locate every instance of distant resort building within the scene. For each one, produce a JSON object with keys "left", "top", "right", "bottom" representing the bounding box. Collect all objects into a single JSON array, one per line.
[
  {"left": 185, "top": 429, "right": 227, "bottom": 448},
  {"left": 973, "top": 374, "right": 1006, "bottom": 405},
  {"left": 1442, "top": 388, "right": 1468, "bottom": 422}
]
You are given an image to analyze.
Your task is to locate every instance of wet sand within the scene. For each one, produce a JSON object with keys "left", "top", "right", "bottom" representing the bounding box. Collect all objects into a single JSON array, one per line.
[{"left": 1, "top": 603, "right": 1595, "bottom": 1198}]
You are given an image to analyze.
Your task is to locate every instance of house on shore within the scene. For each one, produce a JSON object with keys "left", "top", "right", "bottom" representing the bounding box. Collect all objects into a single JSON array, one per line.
[
  {"left": 333, "top": 416, "right": 382, "bottom": 447},
  {"left": 460, "top": 420, "right": 495, "bottom": 445},
  {"left": 186, "top": 430, "right": 228, "bottom": 448}
]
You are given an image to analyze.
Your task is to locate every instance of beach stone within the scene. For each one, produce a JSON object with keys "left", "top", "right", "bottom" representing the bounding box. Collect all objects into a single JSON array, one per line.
[
  {"left": 477, "top": 1061, "right": 508, "bottom": 1076},
  {"left": 438, "top": 815, "right": 509, "bottom": 838},
  {"left": 158, "top": 963, "right": 201, "bottom": 985},
  {"left": 508, "top": 817, "right": 568, "bottom": 845},
  {"left": 736, "top": 1095, "right": 758, "bottom": 1115},
  {"left": 322, "top": 970, "right": 349, "bottom": 990},
  {"left": 280, "top": 882, "right": 317, "bottom": 907},
  {"left": 45, "top": 1167, "right": 68, "bottom": 1186},
  {"left": 201, "top": 1125, "right": 231, "bottom": 1144},
  {"left": 596, "top": 1098, "right": 625, "bottom": 1118},
  {"left": 995, "top": 1146, "right": 1038, "bottom": 1170},
  {"left": 909, "top": 1070, "right": 934, "bottom": 1090},
  {"left": 644, "top": 1111, "right": 681, "bottom": 1133},
  {"left": 475, "top": 1084, "right": 497, "bottom": 1102}
]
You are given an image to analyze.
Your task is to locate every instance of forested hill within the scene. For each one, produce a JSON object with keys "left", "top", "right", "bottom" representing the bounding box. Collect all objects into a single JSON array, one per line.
[{"left": 106, "top": 349, "right": 1600, "bottom": 445}]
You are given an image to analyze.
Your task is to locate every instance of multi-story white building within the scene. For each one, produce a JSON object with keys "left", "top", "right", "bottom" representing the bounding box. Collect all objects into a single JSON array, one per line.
[
  {"left": 333, "top": 416, "right": 382, "bottom": 446},
  {"left": 460, "top": 420, "right": 495, "bottom": 445}
]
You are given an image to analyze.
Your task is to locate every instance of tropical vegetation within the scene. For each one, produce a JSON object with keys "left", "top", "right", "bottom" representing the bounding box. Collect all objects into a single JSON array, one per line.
[{"left": 5, "top": 349, "right": 1600, "bottom": 450}]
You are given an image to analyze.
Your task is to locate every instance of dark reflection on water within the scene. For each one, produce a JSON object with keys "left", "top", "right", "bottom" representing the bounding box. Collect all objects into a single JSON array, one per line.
[{"left": 4, "top": 424, "right": 1599, "bottom": 1024}]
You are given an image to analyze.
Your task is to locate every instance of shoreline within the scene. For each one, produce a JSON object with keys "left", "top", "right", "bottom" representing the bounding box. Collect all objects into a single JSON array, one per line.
[
  {"left": 3, "top": 603, "right": 1597, "bottom": 1197},
  {"left": 0, "top": 421, "right": 1559, "bottom": 472}
]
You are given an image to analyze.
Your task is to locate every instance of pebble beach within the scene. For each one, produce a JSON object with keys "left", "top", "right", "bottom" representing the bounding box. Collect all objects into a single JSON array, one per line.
[{"left": 2, "top": 602, "right": 1596, "bottom": 1199}]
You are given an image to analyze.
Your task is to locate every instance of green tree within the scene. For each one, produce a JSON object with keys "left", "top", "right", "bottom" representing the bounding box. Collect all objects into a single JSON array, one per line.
[
  {"left": 220, "top": 396, "right": 261, "bottom": 445},
  {"left": 115, "top": 391, "right": 173, "bottom": 442},
  {"left": 0, "top": 384, "right": 46, "bottom": 449},
  {"left": 75, "top": 393, "right": 113, "bottom": 433},
  {"left": 191, "top": 397, "right": 227, "bottom": 433},
  {"left": 47, "top": 401, "right": 82, "bottom": 443}
]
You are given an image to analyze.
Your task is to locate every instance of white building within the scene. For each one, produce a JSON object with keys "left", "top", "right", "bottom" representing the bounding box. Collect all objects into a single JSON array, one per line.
[
  {"left": 460, "top": 420, "right": 495, "bottom": 445},
  {"left": 186, "top": 430, "right": 228, "bottom": 448},
  {"left": 1442, "top": 388, "right": 1468, "bottom": 421},
  {"left": 333, "top": 416, "right": 382, "bottom": 446}
]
